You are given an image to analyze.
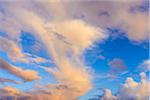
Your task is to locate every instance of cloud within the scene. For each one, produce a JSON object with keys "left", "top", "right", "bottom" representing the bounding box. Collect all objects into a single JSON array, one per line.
[
  {"left": 100, "top": 89, "right": 117, "bottom": 100},
  {"left": 108, "top": 58, "right": 127, "bottom": 73},
  {"left": 0, "top": 86, "right": 31, "bottom": 100},
  {"left": 117, "top": 73, "right": 149, "bottom": 100},
  {"left": 36, "top": 19, "right": 105, "bottom": 99},
  {"left": 0, "top": 85, "right": 75, "bottom": 100},
  {"left": 45, "top": 20, "right": 106, "bottom": 55},
  {"left": 31, "top": 56, "right": 48, "bottom": 64},
  {"left": 25, "top": 53, "right": 50, "bottom": 64},
  {"left": 0, "top": 1, "right": 107, "bottom": 99},
  {"left": 0, "top": 1, "right": 148, "bottom": 99},
  {"left": 0, "top": 1, "right": 148, "bottom": 43},
  {"left": 0, "top": 58, "right": 41, "bottom": 82},
  {"left": 0, "top": 36, "right": 28, "bottom": 62},
  {"left": 43, "top": 59, "right": 92, "bottom": 98},
  {"left": 0, "top": 77, "right": 19, "bottom": 84},
  {"left": 0, "top": 36, "right": 50, "bottom": 64},
  {"left": 63, "top": 0, "right": 148, "bottom": 42},
  {"left": 0, "top": 86, "right": 20, "bottom": 96},
  {"left": 99, "top": 72, "right": 149, "bottom": 100},
  {"left": 138, "top": 59, "right": 150, "bottom": 71}
]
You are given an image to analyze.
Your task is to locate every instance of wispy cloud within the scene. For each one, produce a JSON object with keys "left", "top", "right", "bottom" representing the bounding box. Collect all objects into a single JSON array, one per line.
[
  {"left": 0, "top": 58, "right": 41, "bottom": 82},
  {"left": 0, "top": 77, "right": 19, "bottom": 84},
  {"left": 0, "top": 0, "right": 148, "bottom": 99},
  {"left": 138, "top": 59, "right": 150, "bottom": 71},
  {"left": 0, "top": 36, "right": 51, "bottom": 64},
  {"left": 0, "top": 36, "right": 28, "bottom": 62},
  {"left": 108, "top": 58, "right": 127, "bottom": 73},
  {"left": 0, "top": 86, "right": 20, "bottom": 96},
  {"left": 0, "top": 1, "right": 107, "bottom": 99}
]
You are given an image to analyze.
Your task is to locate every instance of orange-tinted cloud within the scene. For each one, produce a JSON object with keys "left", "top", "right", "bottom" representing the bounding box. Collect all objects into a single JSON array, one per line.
[{"left": 0, "top": 58, "right": 40, "bottom": 82}]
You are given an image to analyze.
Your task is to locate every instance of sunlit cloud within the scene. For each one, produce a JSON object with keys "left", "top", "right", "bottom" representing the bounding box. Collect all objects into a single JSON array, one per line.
[
  {"left": 0, "top": 36, "right": 28, "bottom": 62},
  {"left": 99, "top": 72, "right": 149, "bottom": 100},
  {"left": 0, "top": 1, "right": 107, "bottom": 99},
  {"left": 0, "top": 86, "right": 20, "bottom": 96},
  {"left": 63, "top": 0, "right": 148, "bottom": 42},
  {"left": 0, "top": 0, "right": 148, "bottom": 99},
  {"left": 0, "top": 58, "right": 41, "bottom": 82},
  {"left": 0, "top": 78, "right": 19, "bottom": 84}
]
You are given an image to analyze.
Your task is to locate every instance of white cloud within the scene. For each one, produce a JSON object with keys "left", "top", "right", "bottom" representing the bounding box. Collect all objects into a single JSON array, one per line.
[
  {"left": 139, "top": 59, "right": 150, "bottom": 71},
  {"left": 99, "top": 72, "right": 150, "bottom": 100},
  {"left": 100, "top": 89, "right": 117, "bottom": 100},
  {"left": 117, "top": 73, "right": 149, "bottom": 100},
  {"left": 134, "top": 59, "right": 150, "bottom": 73}
]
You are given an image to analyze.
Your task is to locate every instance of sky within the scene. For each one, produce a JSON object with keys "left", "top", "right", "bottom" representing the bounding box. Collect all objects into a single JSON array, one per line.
[{"left": 0, "top": 0, "right": 149, "bottom": 100}]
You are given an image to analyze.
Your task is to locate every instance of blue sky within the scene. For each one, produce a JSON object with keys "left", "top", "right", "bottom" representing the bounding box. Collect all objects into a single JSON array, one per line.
[
  {"left": 81, "top": 28, "right": 149, "bottom": 99},
  {"left": 0, "top": 0, "right": 149, "bottom": 100}
]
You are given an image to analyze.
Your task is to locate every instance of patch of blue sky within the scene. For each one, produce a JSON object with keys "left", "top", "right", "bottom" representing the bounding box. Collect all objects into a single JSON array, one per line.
[
  {"left": 0, "top": 31, "right": 7, "bottom": 37},
  {"left": 0, "top": 39, "right": 56, "bottom": 92},
  {"left": 0, "top": 69, "right": 22, "bottom": 83},
  {"left": 20, "top": 32, "right": 50, "bottom": 59},
  {"left": 83, "top": 27, "right": 149, "bottom": 99},
  {"left": 20, "top": 31, "right": 53, "bottom": 66},
  {"left": 80, "top": 78, "right": 119, "bottom": 100},
  {"left": 85, "top": 28, "right": 149, "bottom": 73},
  {"left": 0, "top": 61, "right": 57, "bottom": 92},
  {"left": 11, "top": 60, "right": 57, "bottom": 85},
  {"left": 0, "top": 51, "right": 9, "bottom": 61}
]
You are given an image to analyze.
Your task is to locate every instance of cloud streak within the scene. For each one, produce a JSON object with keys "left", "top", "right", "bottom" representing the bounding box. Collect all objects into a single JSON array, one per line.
[
  {"left": 0, "top": 77, "right": 19, "bottom": 84},
  {"left": 0, "top": 1, "right": 107, "bottom": 99},
  {"left": 0, "top": 58, "right": 40, "bottom": 82},
  {"left": 0, "top": 36, "right": 28, "bottom": 62}
]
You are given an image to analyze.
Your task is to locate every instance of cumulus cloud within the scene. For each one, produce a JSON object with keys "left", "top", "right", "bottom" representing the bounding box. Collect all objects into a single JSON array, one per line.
[
  {"left": 99, "top": 72, "right": 150, "bottom": 100},
  {"left": 0, "top": 58, "right": 40, "bottom": 82},
  {"left": 117, "top": 73, "right": 149, "bottom": 100},
  {"left": 100, "top": 89, "right": 117, "bottom": 100}
]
